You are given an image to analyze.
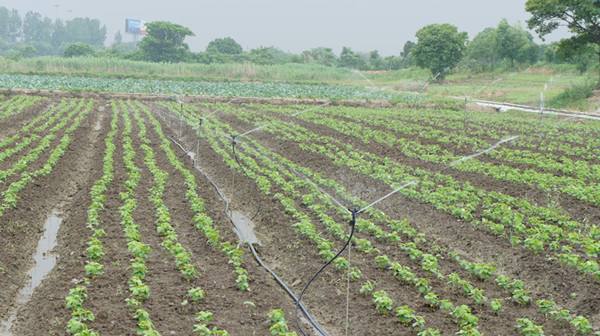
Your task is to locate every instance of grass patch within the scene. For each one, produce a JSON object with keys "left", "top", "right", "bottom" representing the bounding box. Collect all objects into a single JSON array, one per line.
[{"left": 548, "top": 79, "right": 597, "bottom": 109}]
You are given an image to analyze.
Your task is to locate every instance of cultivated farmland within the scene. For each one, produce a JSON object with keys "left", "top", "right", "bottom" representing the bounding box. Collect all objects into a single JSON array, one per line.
[{"left": 0, "top": 94, "right": 599, "bottom": 336}]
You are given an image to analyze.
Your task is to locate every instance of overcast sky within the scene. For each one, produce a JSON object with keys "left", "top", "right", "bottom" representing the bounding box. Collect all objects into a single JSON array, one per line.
[{"left": 0, "top": 0, "right": 570, "bottom": 55}]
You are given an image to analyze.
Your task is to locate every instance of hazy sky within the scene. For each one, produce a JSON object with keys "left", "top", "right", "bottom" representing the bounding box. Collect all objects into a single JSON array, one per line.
[{"left": 0, "top": 0, "right": 570, "bottom": 55}]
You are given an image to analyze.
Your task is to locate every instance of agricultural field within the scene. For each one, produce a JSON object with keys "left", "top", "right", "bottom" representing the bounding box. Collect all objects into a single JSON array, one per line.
[
  {"left": 0, "top": 93, "right": 599, "bottom": 336},
  {"left": 2, "top": 57, "right": 595, "bottom": 111},
  {"left": 0, "top": 73, "right": 400, "bottom": 101}
]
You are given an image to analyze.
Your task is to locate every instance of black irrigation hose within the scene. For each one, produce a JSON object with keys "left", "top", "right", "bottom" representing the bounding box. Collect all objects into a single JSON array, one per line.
[
  {"left": 249, "top": 243, "right": 329, "bottom": 336},
  {"left": 295, "top": 209, "right": 358, "bottom": 336},
  {"left": 168, "top": 130, "right": 328, "bottom": 335}
]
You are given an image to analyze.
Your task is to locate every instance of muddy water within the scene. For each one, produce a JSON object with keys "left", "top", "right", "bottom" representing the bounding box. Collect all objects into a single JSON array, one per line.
[
  {"left": 184, "top": 148, "right": 260, "bottom": 245},
  {"left": 0, "top": 211, "right": 62, "bottom": 336},
  {"left": 230, "top": 210, "right": 259, "bottom": 245}
]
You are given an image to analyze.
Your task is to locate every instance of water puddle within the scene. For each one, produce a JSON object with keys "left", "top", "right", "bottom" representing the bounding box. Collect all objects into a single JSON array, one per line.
[
  {"left": 174, "top": 138, "right": 259, "bottom": 246},
  {"left": 186, "top": 151, "right": 196, "bottom": 164},
  {"left": 0, "top": 211, "right": 62, "bottom": 336},
  {"left": 231, "top": 210, "right": 259, "bottom": 245}
]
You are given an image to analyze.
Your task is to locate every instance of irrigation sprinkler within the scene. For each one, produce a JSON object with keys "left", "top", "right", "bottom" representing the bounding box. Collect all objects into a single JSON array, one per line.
[
  {"left": 445, "top": 135, "right": 520, "bottom": 170},
  {"left": 179, "top": 113, "right": 184, "bottom": 138},
  {"left": 194, "top": 120, "right": 202, "bottom": 168},
  {"left": 464, "top": 97, "right": 468, "bottom": 131},
  {"left": 194, "top": 100, "right": 522, "bottom": 336},
  {"left": 234, "top": 102, "right": 330, "bottom": 141},
  {"left": 539, "top": 92, "right": 545, "bottom": 121},
  {"left": 167, "top": 132, "right": 329, "bottom": 336}
]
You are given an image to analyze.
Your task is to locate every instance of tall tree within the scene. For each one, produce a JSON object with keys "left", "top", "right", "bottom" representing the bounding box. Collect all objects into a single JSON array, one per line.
[
  {"left": 22, "top": 11, "right": 53, "bottom": 43},
  {"left": 400, "top": 40, "right": 416, "bottom": 66},
  {"left": 206, "top": 37, "right": 242, "bottom": 54},
  {"left": 51, "top": 19, "right": 67, "bottom": 50},
  {"left": 0, "top": 7, "right": 10, "bottom": 42},
  {"left": 113, "top": 30, "right": 123, "bottom": 45},
  {"left": 466, "top": 27, "right": 499, "bottom": 71},
  {"left": 526, "top": 0, "right": 600, "bottom": 80},
  {"left": 22, "top": 11, "right": 53, "bottom": 54},
  {"left": 63, "top": 18, "right": 106, "bottom": 47},
  {"left": 339, "top": 47, "right": 366, "bottom": 69},
  {"left": 368, "top": 50, "right": 384, "bottom": 70},
  {"left": 496, "top": 19, "right": 538, "bottom": 67},
  {"left": 413, "top": 23, "right": 468, "bottom": 80},
  {"left": 301, "top": 47, "right": 337, "bottom": 66},
  {"left": 7, "top": 9, "right": 21, "bottom": 43},
  {"left": 139, "top": 21, "right": 194, "bottom": 62}
]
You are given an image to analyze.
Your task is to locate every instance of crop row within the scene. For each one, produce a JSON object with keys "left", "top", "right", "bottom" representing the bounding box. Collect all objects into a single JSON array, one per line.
[
  {"left": 195, "top": 111, "right": 596, "bottom": 335},
  {"left": 0, "top": 73, "right": 398, "bottom": 101},
  {"left": 136, "top": 101, "right": 250, "bottom": 292},
  {"left": 199, "top": 115, "right": 457, "bottom": 334},
  {"left": 0, "top": 99, "right": 72, "bottom": 165},
  {"left": 231, "top": 103, "right": 600, "bottom": 208},
  {"left": 0, "top": 99, "right": 83, "bottom": 185},
  {"left": 157, "top": 101, "right": 591, "bottom": 334},
  {"left": 164, "top": 103, "right": 540, "bottom": 335},
  {"left": 65, "top": 101, "right": 119, "bottom": 336},
  {"left": 221, "top": 107, "right": 599, "bottom": 280},
  {"left": 0, "top": 95, "right": 44, "bottom": 120},
  {"left": 164, "top": 101, "right": 592, "bottom": 334},
  {"left": 65, "top": 100, "right": 251, "bottom": 335},
  {"left": 0, "top": 99, "right": 67, "bottom": 150},
  {"left": 269, "top": 104, "right": 600, "bottom": 183},
  {"left": 0, "top": 99, "right": 92, "bottom": 218},
  {"left": 349, "top": 104, "right": 600, "bottom": 152},
  {"left": 116, "top": 104, "right": 160, "bottom": 334}
]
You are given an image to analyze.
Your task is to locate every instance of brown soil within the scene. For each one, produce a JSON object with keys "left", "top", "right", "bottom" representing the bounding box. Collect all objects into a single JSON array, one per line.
[
  {"left": 255, "top": 110, "right": 600, "bottom": 234},
  {"left": 211, "top": 110, "right": 600, "bottom": 331},
  {"left": 1, "top": 101, "right": 109, "bottom": 335},
  {"left": 0, "top": 98, "right": 50, "bottom": 140},
  {"left": 2, "top": 97, "right": 599, "bottom": 336}
]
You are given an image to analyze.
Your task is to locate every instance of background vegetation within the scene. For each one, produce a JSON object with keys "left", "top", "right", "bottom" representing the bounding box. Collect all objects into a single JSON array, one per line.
[{"left": 0, "top": 3, "right": 598, "bottom": 110}]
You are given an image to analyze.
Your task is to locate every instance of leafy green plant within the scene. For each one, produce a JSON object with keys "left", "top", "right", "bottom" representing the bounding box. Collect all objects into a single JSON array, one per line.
[
  {"left": 268, "top": 309, "right": 298, "bottom": 336},
  {"left": 188, "top": 287, "right": 206, "bottom": 303},
  {"left": 516, "top": 318, "right": 544, "bottom": 336},
  {"left": 372, "top": 290, "right": 394, "bottom": 316}
]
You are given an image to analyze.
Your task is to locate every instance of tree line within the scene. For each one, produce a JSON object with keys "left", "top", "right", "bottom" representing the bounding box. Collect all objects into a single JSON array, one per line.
[
  {"left": 0, "top": 7, "right": 106, "bottom": 57},
  {"left": 1, "top": 1, "right": 599, "bottom": 79}
]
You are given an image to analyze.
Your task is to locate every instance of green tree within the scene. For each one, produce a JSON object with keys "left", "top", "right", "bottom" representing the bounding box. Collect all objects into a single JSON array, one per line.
[
  {"left": 413, "top": 23, "right": 468, "bottom": 79},
  {"left": 247, "top": 46, "right": 294, "bottom": 65},
  {"left": 496, "top": 19, "right": 538, "bottom": 67},
  {"left": 22, "top": 11, "right": 53, "bottom": 55},
  {"left": 23, "top": 11, "right": 53, "bottom": 44},
  {"left": 556, "top": 39, "right": 598, "bottom": 73},
  {"left": 400, "top": 41, "right": 416, "bottom": 67},
  {"left": 63, "top": 18, "right": 106, "bottom": 47},
  {"left": 63, "top": 43, "right": 95, "bottom": 57},
  {"left": 0, "top": 7, "right": 11, "bottom": 41},
  {"left": 302, "top": 47, "right": 337, "bottom": 66},
  {"left": 113, "top": 30, "right": 123, "bottom": 45},
  {"left": 0, "top": 7, "right": 22, "bottom": 43},
  {"left": 139, "top": 21, "right": 194, "bottom": 62},
  {"left": 339, "top": 47, "right": 366, "bottom": 69},
  {"left": 383, "top": 55, "right": 403, "bottom": 70},
  {"left": 206, "top": 37, "right": 242, "bottom": 54},
  {"left": 526, "top": 0, "right": 600, "bottom": 80},
  {"left": 7, "top": 9, "right": 21, "bottom": 43},
  {"left": 51, "top": 19, "right": 67, "bottom": 51},
  {"left": 466, "top": 27, "right": 498, "bottom": 71},
  {"left": 368, "top": 50, "right": 384, "bottom": 70}
]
